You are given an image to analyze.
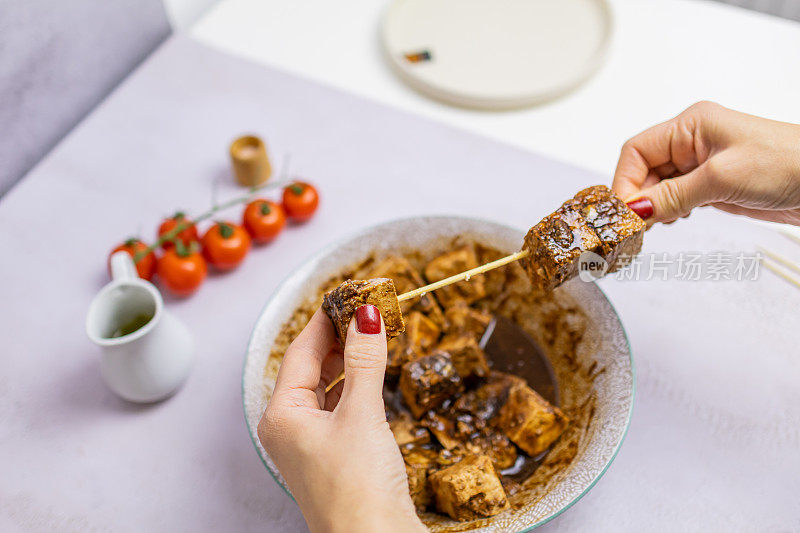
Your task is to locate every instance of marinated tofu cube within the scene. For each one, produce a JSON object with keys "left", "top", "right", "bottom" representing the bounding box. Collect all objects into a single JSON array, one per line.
[
  {"left": 436, "top": 448, "right": 466, "bottom": 468},
  {"left": 429, "top": 455, "right": 510, "bottom": 521},
  {"left": 521, "top": 206, "right": 603, "bottom": 291},
  {"left": 401, "top": 446, "right": 438, "bottom": 512},
  {"left": 454, "top": 371, "right": 525, "bottom": 422},
  {"left": 322, "top": 278, "right": 404, "bottom": 345},
  {"left": 367, "top": 256, "right": 420, "bottom": 293},
  {"left": 463, "top": 428, "right": 518, "bottom": 471},
  {"left": 424, "top": 247, "right": 486, "bottom": 306},
  {"left": 401, "top": 444, "right": 439, "bottom": 469},
  {"left": 423, "top": 411, "right": 518, "bottom": 471},
  {"left": 494, "top": 382, "right": 569, "bottom": 456},
  {"left": 368, "top": 256, "right": 446, "bottom": 326},
  {"left": 390, "top": 413, "right": 431, "bottom": 446},
  {"left": 444, "top": 301, "right": 492, "bottom": 340},
  {"left": 569, "top": 185, "right": 646, "bottom": 272},
  {"left": 388, "top": 311, "right": 442, "bottom": 374},
  {"left": 405, "top": 462, "right": 432, "bottom": 512},
  {"left": 400, "top": 352, "right": 464, "bottom": 418},
  {"left": 421, "top": 411, "right": 462, "bottom": 450},
  {"left": 436, "top": 334, "right": 490, "bottom": 380}
]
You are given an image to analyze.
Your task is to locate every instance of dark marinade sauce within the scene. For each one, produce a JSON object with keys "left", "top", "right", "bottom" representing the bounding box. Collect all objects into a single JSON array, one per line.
[{"left": 384, "top": 316, "right": 559, "bottom": 487}]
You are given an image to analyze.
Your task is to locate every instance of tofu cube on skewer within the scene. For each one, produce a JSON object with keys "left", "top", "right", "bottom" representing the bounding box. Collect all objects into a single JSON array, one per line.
[
  {"left": 521, "top": 185, "right": 645, "bottom": 291},
  {"left": 569, "top": 185, "right": 646, "bottom": 272},
  {"left": 521, "top": 207, "right": 603, "bottom": 291},
  {"left": 321, "top": 278, "right": 405, "bottom": 345}
]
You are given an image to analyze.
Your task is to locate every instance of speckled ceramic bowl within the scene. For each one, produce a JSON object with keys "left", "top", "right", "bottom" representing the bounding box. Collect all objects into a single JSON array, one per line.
[{"left": 243, "top": 216, "right": 634, "bottom": 531}]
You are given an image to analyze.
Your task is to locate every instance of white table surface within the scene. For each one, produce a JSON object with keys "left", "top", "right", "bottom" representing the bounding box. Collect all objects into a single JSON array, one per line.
[
  {"left": 2, "top": 6, "right": 800, "bottom": 533},
  {"left": 193, "top": 0, "right": 800, "bottom": 177}
]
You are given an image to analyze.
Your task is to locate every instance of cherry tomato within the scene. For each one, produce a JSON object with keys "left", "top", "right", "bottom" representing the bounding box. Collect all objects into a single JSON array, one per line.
[
  {"left": 282, "top": 182, "right": 319, "bottom": 222},
  {"left": 201, "top": 221, "right": 251, "bottom": 271},
  {"left": 156, "top": 242, "right": 207, "bottom": 297},
  {"left": 158, "top": 212, "right": 199, "bottom": 250},
  {"left": 108, "top": 238, "right": 157, "bottom": 281},
  {"left": 242, "top": 199, "right": 286, "bottom": 244}
]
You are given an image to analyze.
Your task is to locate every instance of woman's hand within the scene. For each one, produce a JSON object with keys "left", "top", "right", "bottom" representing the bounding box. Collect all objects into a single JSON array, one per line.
[
  {"left": 613, "top": 101, "right": 800, "bottom": 226},
  {"left": 257, "top": 306, "right": 425, "bottom": 533}
]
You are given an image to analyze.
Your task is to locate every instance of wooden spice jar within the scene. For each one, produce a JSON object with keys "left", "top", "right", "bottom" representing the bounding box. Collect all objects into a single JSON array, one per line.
[{"left": 230, "top": 135, "right": 272, "bottom": 187}]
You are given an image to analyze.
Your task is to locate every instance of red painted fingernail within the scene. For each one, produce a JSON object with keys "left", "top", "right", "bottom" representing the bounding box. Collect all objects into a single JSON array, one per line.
[
  {"left": 627, "top": 198, "right": 654, "bottom": 220},
  {"left": 356, "top": 305, "right": 381, "bottom": 334}
]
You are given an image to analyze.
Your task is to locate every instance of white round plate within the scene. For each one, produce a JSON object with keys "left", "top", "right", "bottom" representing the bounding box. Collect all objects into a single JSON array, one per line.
[{"left": 382, "top": 0, "right": 613, "bottom": 109}]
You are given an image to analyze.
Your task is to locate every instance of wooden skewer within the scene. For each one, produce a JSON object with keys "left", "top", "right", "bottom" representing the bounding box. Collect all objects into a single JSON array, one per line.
[
  {"left": 397, "top": 249, "right": 530, "bottom": 302},
  {"left": 758, "top": 247, "right": 800, "bottom": 276},
  {"left": 762, "top": 258, "right": 800, "bottom": 290},
  {"left": 324, "top": 248, "right": 532, "bottom": 393},
  {"left": 778, "top": 228, "right": 800, "bottom": 248}
]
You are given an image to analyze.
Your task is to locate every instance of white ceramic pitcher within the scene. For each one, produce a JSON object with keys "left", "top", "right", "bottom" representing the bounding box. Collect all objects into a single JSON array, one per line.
[{"left": 86, "top": 252, "right": 194, "bottom": 403}]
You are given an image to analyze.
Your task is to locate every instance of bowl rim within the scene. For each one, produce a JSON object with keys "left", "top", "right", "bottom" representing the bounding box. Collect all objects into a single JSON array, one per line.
[{"left": 241, "top": 214, "right": 635, "bottom": 531}]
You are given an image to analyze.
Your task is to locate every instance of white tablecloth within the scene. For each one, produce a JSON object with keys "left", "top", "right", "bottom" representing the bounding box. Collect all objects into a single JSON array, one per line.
[
  {"left": 193, "top": 0, "right": 800, "bottom": 178},
  {"left": 1, "top": 36, "right": 798, "bottom": 532}
]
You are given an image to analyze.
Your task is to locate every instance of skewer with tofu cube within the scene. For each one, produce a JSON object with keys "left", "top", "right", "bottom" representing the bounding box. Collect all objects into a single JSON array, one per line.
[
  {"left": 321, "top": 184, "right": 644, "bottom": 391},
  {"left": 321, "top": 278, "right": 405, "bottom": 345},
  {"left": 519, "top": 185, "right": 645, "bottom": 290}
]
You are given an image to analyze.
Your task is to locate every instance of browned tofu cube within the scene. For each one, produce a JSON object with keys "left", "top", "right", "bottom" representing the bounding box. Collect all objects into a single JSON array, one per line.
[
  {"left": 436, "top": 448, "right": 466, "bottom": 468},
  {"left": 401, "top": 444, "right": 439, "bottom": 468},
  {"left": 521, "top": 206, "right": 603, "bottom": 291},
  {"left": 463, "top": 428, "right": 518, "bottom": 471},
  {"left": 436, "top": 334, "right": 490, "bottom": 380},
  {"left": 387, "top": 311, "right": 442, "bottom": 374},
  {"left": 368, "top": 256, "right": 446, "bottom": 326},
  {"left": 569, "top": 185, "right": 646, "bottom": 272},
  {"left": 401, "top": 446, "right": 438, "bottom": 512},
  {"left": 454, "top": 371, "right": 526, "bottom": 422},
  {"left": 423, "top": 411, "right": 518, "bottom": 471},
  {"left": 367, "top": 256, "right": 420, "bottom": 293},
  {"left": 494, "top": 382, "right": 569, "bottom": 456},
  {"left": 400, "top": 352, "right": 464, "bottom": 418},
  {"left": 321, "top": 278, "right": 405, "bottom": 345},
  {"left": 421, "top": 411, "right": 461, "bottom": 450},
  {"left": 424, "top": 247, "right": 486, "bottom": 306},
  {"left": 443, "top": 301, "right": 492, "bottom": 340},
  {"left": 429, "top": 455, "right": 510, "bottom": 521},
  {"left": 389, "top": 413, "right": 431, "bottom": 446},
  {"left": 405, "top": 462, "right": 432, "bottom": 512}
]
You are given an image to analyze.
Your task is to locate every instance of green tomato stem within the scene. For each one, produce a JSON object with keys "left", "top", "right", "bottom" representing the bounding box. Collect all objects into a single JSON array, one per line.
[{"left": 132, "top": 177, "right": 291, "bottom": 263}]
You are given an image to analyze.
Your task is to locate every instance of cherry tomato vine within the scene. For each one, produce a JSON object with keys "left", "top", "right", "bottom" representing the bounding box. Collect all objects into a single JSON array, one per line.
[{"left": 109, "top": 175, "right": 320, "bottom": 297}]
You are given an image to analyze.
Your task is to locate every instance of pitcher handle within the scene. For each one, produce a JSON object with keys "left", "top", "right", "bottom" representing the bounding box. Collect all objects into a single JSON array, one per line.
[{"left": 110, "top": 251, "right": 139, "bottom": 281}]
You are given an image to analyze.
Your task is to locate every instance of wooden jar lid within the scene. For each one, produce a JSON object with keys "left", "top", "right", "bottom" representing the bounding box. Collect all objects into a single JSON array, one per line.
[{"left": 230, "top": 135, "right": 272, "bottom": 187}]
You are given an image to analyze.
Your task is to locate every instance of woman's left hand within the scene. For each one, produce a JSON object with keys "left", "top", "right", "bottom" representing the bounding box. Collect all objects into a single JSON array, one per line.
[{"left": 257, "top": 307, "right": 425, "bottom": 533}]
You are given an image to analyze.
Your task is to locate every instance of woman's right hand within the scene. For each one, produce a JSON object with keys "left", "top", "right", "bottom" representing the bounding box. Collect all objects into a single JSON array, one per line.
[{"left": 613, "top": 101, "right": 800, "bottom": 226}]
